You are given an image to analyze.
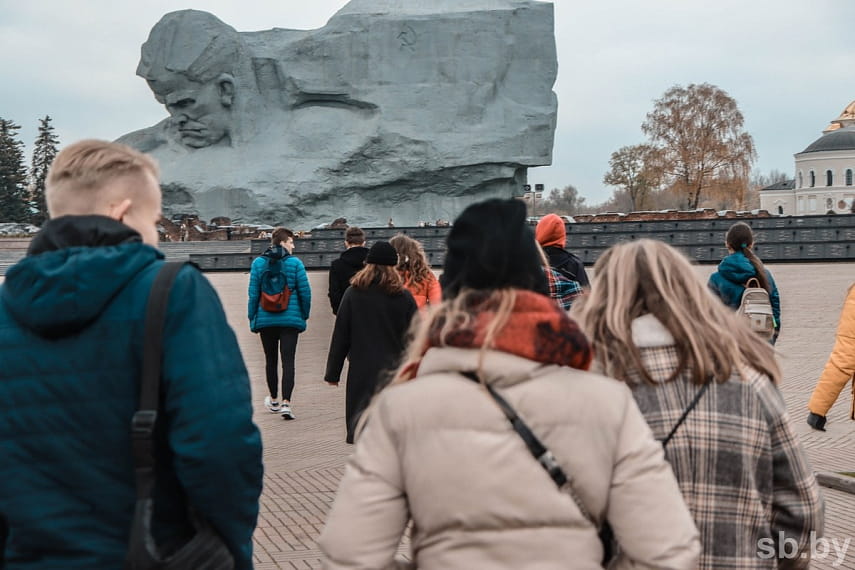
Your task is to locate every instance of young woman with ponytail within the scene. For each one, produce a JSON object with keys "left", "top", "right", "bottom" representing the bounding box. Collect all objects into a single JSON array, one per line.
[{"left": 708, "top": 222, "right": 782, "bottom": 344}]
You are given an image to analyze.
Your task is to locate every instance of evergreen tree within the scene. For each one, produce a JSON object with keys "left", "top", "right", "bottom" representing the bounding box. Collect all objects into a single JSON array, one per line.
[
  {"left": 30, "top": 115, "right": 60, "bottom": 225},
  {"left": 0, "top": 118, "right": 30, "bottom": 222}
]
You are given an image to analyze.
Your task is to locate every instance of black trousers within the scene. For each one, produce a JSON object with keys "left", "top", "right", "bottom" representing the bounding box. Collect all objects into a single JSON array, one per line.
[{"left": 259, "top": 327, "right": 299, "bottom": 401}]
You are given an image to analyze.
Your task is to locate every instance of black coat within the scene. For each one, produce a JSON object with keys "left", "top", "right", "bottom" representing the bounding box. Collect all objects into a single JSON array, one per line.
[
  {"left": 324, "top": 284, "right": 417, "bottom": 443},
  {"left": 328, "top": 246, "right": 368, "bottom": 314},
  {"left": 544, "top": 245, "right": 590, "bottom": 288}
]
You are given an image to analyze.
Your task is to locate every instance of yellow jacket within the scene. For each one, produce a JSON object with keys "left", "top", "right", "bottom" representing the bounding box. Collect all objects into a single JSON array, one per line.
[{"left": 808, "top": 284, "right": 855, "bottom": 419}]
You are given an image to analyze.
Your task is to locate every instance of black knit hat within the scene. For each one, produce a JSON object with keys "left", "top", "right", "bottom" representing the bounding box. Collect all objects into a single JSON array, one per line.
[
  {"left": 441, "top": 198, "right": 548, "bottom": 298},
  {"left": 365, "top": 240, "right": 398, "bottom": 266}
]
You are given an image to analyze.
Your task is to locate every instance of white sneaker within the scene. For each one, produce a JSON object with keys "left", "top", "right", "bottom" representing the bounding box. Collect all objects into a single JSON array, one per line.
[
  {"left": 280, "top": 402, "right": 295, "bottom": 420},
  {"left": 264, "top": 396, "right": 281, "bottom": 413}
]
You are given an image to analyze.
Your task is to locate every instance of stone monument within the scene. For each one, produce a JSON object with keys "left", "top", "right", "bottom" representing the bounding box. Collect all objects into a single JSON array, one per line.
[{"left": 117, "top": 1, "right": 557, "bottom": 227}]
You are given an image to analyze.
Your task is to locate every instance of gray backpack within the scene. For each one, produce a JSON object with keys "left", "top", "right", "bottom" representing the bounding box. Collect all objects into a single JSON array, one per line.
[{"left": 737, "top": 277, "right": 775, "bottom": 339}]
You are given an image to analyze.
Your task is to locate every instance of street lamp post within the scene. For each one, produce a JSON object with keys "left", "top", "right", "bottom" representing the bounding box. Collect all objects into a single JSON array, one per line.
[{"left": 522, "top": 184, "right": 544, "bottom": 217}]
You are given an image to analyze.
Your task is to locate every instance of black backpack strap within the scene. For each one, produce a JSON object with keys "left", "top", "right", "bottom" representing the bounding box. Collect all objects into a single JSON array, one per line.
[
  {"left": 660, "top": 380, "right": 710, "bottom": 448},
  {"left": 132, "top": 261, "right": 186, "bottom": 499}
]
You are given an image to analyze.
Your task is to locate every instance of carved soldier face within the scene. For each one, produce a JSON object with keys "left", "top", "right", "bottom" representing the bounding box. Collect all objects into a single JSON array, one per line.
[{"left": 151, "top": 73, "right": 235, "bottom": 149}]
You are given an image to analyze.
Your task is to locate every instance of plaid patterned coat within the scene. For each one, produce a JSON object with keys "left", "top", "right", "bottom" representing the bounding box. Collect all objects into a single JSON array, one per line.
[
  {"left": 622, "top": 315, "right": 824, "bottom": 569},
  {"left": 545, "top": 267, "right": 583, "bottom": 310}
]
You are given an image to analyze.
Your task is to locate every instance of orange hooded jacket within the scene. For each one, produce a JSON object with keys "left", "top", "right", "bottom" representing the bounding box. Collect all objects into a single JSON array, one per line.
[{"left": 535, "top": 214, "right": 566, "bottom": 249}]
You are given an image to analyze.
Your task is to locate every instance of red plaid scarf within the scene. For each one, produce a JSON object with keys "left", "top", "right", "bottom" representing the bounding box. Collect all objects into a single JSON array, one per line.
[{"left": 416, "top": 289, "right": 593, "bottom": 372}]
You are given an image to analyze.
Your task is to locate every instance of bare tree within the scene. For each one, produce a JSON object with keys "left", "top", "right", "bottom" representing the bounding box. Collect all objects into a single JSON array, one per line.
[
  {"left": 540, "top": 185, "right": 587, "bottom": 215},
  {"left": 750, "top": 168, "right": 790, "bottom": 189},
  {"left": 603, "top": 143, "right": 657, "bottom": 211},
  {"left": 642, "top": 83, "right": 756, "bottom": 210}
]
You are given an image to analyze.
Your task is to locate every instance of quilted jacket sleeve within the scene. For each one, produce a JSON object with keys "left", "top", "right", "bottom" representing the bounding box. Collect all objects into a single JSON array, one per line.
[
  {"left": 292, "top": 257, "right": 312, "bottom": 321},
  {"left": 707, "top": 272, "right": 737, "bottom": 309},
  {"left": 247, "top": 257, "right": 263, "bottom": 329},
  {"left": 766, "top": 269, "right": 782, "bottom": 329},
  {"left": 808, "top": 285, "right": 855, "bottom": 417},
  {"left": 163, "top": 266, "right": 264, "bottom": 570}
]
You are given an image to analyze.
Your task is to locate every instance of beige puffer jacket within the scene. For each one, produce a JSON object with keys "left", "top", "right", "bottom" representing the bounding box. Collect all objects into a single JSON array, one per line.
[{"left": 319, "top": 347, "right": 700, "bottom": 569}]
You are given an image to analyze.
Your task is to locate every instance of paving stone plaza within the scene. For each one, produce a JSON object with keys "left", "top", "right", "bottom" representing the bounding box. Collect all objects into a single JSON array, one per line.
[
  {"left": 197, "top": 263, "right": 855, "bottom": 569},
  {"left": 2, "top": 261, "right": 851, "bottom": 567}
]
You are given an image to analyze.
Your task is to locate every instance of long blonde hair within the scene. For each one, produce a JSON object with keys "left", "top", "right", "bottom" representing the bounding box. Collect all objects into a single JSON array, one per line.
[
  {"left": 390, "top": 233, "right": 433, "bottom": 286},
  {"left": 571, "top": 239, "right": 780, "bottom": 385},
  {"left": 391, "top": 288, "right": 517, "bottom": 385}
]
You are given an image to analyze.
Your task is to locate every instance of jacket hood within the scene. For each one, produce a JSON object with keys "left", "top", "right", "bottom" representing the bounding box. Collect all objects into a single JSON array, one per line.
[
  {"left": 339, "top": 246, "right": 368, "bottom": 269},
  {"left": 716, "top": 251, "right": 757, "bottom": 284},
  {"left": 535, "top": 214, "right": 566, "bottom": 248},
  {"left": 2, "top": 215, "right": 161, "bottom": 338},
  {"left": 262, "top": 244, "right": 290, "bottom": 261}
]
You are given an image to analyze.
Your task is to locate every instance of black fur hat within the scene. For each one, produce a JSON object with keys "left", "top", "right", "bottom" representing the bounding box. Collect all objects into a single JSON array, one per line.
[{"left": 441, "top": 198, "right": 548, "bottom": 298}]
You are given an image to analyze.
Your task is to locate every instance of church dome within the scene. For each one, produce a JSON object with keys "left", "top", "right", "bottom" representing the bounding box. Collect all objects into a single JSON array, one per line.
[{"left": 800, "top": 125, "right": 855, "bottom": 154}]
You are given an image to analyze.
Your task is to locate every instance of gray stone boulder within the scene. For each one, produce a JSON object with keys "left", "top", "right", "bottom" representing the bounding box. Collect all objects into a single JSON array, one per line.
[{"left": 117, "top": 1, "right": 557, "bottom": 227}]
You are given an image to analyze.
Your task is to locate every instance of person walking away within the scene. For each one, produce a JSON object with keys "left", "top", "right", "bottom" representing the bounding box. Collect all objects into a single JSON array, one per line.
[
  {"left": 248, "top": 227, "right": 312, "bottom": 420},
  {"left": 0, "top": 140, "right": 263, "bottom": 568},
  {"left": 708, "top": 221, "right": 781, "bottom": 344},
  {"left": 324, "top": 241, "right": 417, "bottom": 444},
  {"left": 572, "top": 239, "right": 823, "bottom": 569},
  {"left": 807, "top": 283, "right": 855, "bottom": 430},
  {"left": 328, "top": 226, "right": 368, "bottom": 314},
  {"left": 390, "top": 233, "right": 441, "bottom": 309},
  {"left": 536, "top": 241, "right": 583, "bottom": 310},
  {"left": 319, "top": 199, "right": 700, "bottom": 569},
  {"left": 535, "top": 212, "right": 590, "bottom": 287}
]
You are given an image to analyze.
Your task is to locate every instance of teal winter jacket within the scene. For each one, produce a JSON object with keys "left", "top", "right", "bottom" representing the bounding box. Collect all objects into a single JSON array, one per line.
[
  {"left": 248, "top": 246, "right": 312, "bottom": 332},
  {"left": 0, "top": 216, "right": 263, "bottom": 569},
  {"left": 708, "top": 250, "right": 781, "bottom": 329}
]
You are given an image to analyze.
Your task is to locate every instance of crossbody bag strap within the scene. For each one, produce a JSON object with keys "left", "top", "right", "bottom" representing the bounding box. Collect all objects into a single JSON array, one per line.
[
  {"left": 660, "top": 379, "right": 710, "bottom": 449},
  {"left": 131, "top": 261, "right": 186, "bottom": 499},
  {"left": 460, "top": 371, "right": 597, "bottom": 525}
]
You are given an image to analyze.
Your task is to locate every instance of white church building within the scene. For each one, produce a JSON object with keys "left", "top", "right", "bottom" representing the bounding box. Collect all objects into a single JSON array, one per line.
[{"left": 761, "top": 101, "right": 855, "bottom": 215}]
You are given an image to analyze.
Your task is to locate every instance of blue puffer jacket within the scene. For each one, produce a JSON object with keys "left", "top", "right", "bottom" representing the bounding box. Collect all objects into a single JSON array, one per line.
[
  {"left": 708, "top": 251, "right": 782, "bottom": 328},
  {"left": 0, "top": 216, "right": 263, "bottom": 569},
  {"left": 248, "top": 246, "right": 311, "bottom": 332}
]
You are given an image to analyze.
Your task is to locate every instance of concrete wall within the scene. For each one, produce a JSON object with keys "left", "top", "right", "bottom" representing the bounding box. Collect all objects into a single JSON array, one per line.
[{"left": 187, "top": 213, "right": 855, "bottom": 271}]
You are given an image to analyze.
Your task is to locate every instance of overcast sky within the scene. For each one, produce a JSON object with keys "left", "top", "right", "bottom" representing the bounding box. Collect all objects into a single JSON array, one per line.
[{"left": 2, "top": 0, "right": 854, "bottom": 204}]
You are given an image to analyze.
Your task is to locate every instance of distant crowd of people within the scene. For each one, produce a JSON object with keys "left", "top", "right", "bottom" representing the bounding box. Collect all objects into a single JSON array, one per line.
[{"left": 3, "top": 138, "right": 854, "bottom": 568}]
